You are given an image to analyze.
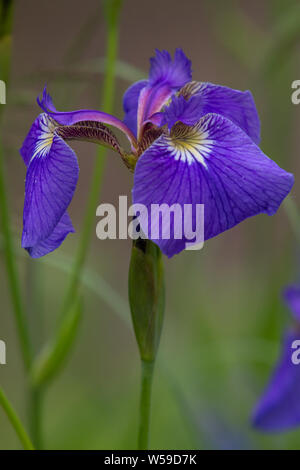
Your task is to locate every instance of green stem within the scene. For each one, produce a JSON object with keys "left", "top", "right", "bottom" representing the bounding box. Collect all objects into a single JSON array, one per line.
[
  {"left": 0, "top": 387, "right": 34, "bottom": 450},
  {"left": 0, "top": 138, "right": 32, "bottom": 371},
  {"left": 138, "top": 360, "right": 155, "bottom": 450},
  {"left": 28, "top": 388, "right": 43, "bottom": 450},
  {"left": 62, "top": 0, "right": 123, "bottom": 312}
]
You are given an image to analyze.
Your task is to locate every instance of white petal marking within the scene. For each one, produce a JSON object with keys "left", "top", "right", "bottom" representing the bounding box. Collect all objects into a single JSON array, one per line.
[
  {"left": 167, "top": 122, "right": 214, "bottom": 169},
  {"left": 30, "top": 115, "right": 55, "bottom": 163}
]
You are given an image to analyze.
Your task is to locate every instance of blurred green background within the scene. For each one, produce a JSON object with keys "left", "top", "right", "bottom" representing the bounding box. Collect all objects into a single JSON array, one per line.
[{"left": 1, "top": 0, "right": 300, "bottom": 449}]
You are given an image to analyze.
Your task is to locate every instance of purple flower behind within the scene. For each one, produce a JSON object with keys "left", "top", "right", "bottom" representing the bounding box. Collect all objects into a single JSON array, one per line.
[
  {"left": 283, "top": 285, "right": 300, "bottom": 322},
  {"left": 252, "top": 286, "right": 300, "bottom": 432}
]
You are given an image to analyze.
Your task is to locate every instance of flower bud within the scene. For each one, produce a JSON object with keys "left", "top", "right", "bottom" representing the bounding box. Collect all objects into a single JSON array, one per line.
[{"left": 128, "top": 238, "right": 165, "bottom": 362}]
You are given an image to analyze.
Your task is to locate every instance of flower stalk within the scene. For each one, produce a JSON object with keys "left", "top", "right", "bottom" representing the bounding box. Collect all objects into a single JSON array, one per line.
[
  {"left": 128, "top": 239, "right": 165, "bottom": 449},
  {"left": 138, "top": 360, "right": 155, "bottom": 450}
]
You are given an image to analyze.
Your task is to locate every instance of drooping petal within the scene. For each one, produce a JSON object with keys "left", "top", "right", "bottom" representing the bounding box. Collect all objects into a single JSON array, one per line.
[
  {"left": 179, "top": 81, "right": 261, "bottom": 144},
  {"left": 37, "top": 87, "right": 138, "bottom": 150},
  {"left": 136, "top": 49, "right": 192, "bottom": 139},
  {"left": 283, "top": 285, "right": 300, "bottom": 322},
  {"left": 252, "top": 330, "right": 300, "bottom": 432},
  {"left": 133, "top": 114, "right": 294, "bottom": 257},
  {"left": 20, "top": 113, "right": 55, "bottom": 167},
  {"left": 27, "top": 212, "right": 75, "bottom": 258},
  {"left": 123, "top": 80, "right": 148, "bottom": 136},
  {"left": 56, "top": 120, "right": 124, "bottom": 155},
  {"left": 21, "top": 114, "right": 79, "bottom": 250}
]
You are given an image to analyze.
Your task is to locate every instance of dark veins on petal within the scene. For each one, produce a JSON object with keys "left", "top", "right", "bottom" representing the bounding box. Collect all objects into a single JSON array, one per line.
[
  {"left": 138, "top": 123, "right": 167, "bottom": 156},
  {"left": 55, "top": 120, "right": 124, "bottom": 156},
  {"left": 178, "top": 81, "right": 202, "bottom": 100}
]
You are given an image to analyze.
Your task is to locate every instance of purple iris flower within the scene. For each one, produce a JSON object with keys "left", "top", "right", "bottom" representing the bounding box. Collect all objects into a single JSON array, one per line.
[
  {"left": 252, "top": 285, "right": 300, "bottom": 432},
  {"left": 20, "top": 48, "right": 294, "bottom": 258}
]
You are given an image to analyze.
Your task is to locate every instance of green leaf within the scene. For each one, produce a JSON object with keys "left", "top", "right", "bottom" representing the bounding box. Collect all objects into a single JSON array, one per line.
[
  {"left": 0, "top": 386, "right": 35, "bottom": 450},
  {"left": 261, "top": 3, "right": 300, "bottom": 77},
  {"left": 0, "top": 34, "right": 11, "bottom": 84},
  {"left": 0, "top": 0, "right": 13, "bottom": 40},
  {"left": 30, "top": 297, "right": 83, "bottom": 388},
  {"left": 214, "top": 6, "right": 265, "bottom": 69}
]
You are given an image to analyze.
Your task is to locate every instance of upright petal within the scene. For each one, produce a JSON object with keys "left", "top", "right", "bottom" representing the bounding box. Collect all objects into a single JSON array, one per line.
[
  {"left": 123, "top": 80, "right": 148, "bottom": 136},
  {"left": 137, "top": 49, "right": 192, "bottom": 139},
  {"left": 283, "top": 285, "right": 300, "bottom": 322},
  {"left": 21, "top": 114, "right": 79, "bottom": 250},
  {"left": 40, "top": 85, "right": 57, "bottom": 112},
  {"left": 162, "top": 95, "right": 203, "bottom": 130},
  {"left": 27, "top": 212, "right": 74, "bottom": 258},
  {"left": 179, "top": 81, "right": 261, "bottom": 144},
  {"left": 133, "top": 114, "right": 293, "bottom": 257},
  {"left": 149, "top": 49, "right": 192, "bottom": 88},
  {"left": 252, "top": 331, "right": 300, "bottom": 432}
]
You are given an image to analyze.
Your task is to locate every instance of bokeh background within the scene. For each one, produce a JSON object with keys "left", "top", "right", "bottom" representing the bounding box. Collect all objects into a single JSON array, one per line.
[{"left": 1, "top": 0, "right": 300, "bottom": 449}]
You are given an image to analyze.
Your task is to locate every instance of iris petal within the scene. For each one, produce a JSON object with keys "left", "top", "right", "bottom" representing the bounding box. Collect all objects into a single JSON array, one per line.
[
  {"left": 133, "top": 114, "right": 293, "bottom": 257},
  {"left": 123, "top": 49, "right": 192, "bottom": 137},
  {"left": 20, "top": 113, "right": 54, "bottom": 167},
  {"left": 21, "top": 114, "right": 79, "bottom": 250},
  {"left": 136, "top": 49, "right": 192, "bottom": 139},
  {"left": 123, "top": 80, "right": 148, "bottom": 136},
  {"left": 179, "top": 81, "right": 261, "bottom": 144},
  {"left": 27, "top": 212, "right": 74, "bottom": 258},
  {"left": 283, "top": 285, "right": 300, "bottom": 322},
  {"left": 162, "top": 95, "right": 203, "bottom": 130},
  {"left": 37, "top": 87, "right": 138, "bottom": 150},
  {"left": 40, "top": 86, "right": 57, "bottom": 112},
  {"left": 149, "top": 49, "right": 192, "bottom": 88},
  {"left": 252, "top": 330, "right": 300, "bottom": 432}
]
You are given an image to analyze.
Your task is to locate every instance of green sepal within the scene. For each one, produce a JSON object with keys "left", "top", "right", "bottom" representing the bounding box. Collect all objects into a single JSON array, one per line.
[{"left": 128, "top": 239, "right": 165, "bottom": 362}]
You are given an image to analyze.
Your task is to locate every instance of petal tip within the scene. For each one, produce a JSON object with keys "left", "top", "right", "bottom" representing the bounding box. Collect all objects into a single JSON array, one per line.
[{"left": 149, "top": 48, "right": 192, "bottom": 89}]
